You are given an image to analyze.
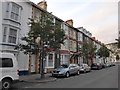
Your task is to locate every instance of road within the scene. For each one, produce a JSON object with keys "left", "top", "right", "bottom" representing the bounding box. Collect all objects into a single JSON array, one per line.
[{"left": 12, "top": 65, "right": 119, "bottom": 89}]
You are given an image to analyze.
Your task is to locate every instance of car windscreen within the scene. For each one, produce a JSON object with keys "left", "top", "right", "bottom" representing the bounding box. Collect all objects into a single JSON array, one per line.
[
  {"left": 80, "top": 64, "right": 84, "bottom": 66},
  {"left": 60, "top": 64, "right": 69, "bottom": 68}
]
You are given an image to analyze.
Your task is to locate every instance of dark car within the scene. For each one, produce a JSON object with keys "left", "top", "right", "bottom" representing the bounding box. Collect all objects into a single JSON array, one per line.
[
  {"left": 91, "top": 63, "right": 102, "bottom": 70},
  {"left": 51, "top": 64, "right": 80, "bottom": 78}
]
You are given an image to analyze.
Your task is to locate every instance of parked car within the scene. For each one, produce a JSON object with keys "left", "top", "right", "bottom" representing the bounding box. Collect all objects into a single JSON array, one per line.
[
  {"left": 91, "top": 63, "right": 102, "bottom": 70},
  {"left": 101, "top": 63, "right": 107, "bottom": 68},
  {"left": 105, "top": 62, "right": 111, "bottom": 67},
  {"left": 105, "top": 62, "right": 109, "bottom": 67},
  {"left": 0, "top": 52, "right": 19, "bottom": 90},
  {"left": 110, "top": 62, "right": 116, "bottom": 66},
  {"left": 111, "top": 62, "right": 116, "bottom": 66},
  {"left": 51, "top": 64, "right": 80, "bottom": 78},
  {"left": 79, "top": 63, "right": 91, "bottom": 73}
]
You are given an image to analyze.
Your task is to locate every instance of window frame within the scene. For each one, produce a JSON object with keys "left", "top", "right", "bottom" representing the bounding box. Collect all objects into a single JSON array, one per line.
[
  {"left": 8, "top": 28, "right": 17, "bottom": 44},
  {"left": 7, "top": 2, "right": 22, "bottom": 22},
  {"left": 48, "top": 54, "right": 54, "bottom": 67},
  {"left": 2, "top": 27, "right": 7, "bottom": 42},
  {"left": 34, "top": 10, "right": 40, "bottom": 22}
]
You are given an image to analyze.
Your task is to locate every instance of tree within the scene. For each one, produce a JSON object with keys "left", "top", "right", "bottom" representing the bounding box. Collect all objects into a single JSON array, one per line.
[
  {"left": 52, "top": 19, "right": 66, "bottom": 68},
  {"left": 81, "top": 40, "right": 96, "bottom": 65},
  {"left": 116, "top": 55, "right": 120, "bottom": 61},
  {"left": 97, "top": 46, "right": 110, "bottom": 63},
  {"left": 16, "top": 12, "right": 65, "bottom": 79}
]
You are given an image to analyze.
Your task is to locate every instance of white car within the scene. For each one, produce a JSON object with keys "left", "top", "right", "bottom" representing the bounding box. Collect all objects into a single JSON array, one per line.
[
  {"left": 0, "top": 52, "right": 19, "bottom": 90},
  {"left": 79, "top": 63, "right": 91, "bottom": 73}
]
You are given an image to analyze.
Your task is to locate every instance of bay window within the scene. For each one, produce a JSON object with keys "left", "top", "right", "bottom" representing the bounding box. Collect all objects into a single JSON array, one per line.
[
  {"left": 8, "top": 28, "right": 17, "bottom": 44},
  {"left": 3, "top": 27, "right": 7, "bottom": 42}
]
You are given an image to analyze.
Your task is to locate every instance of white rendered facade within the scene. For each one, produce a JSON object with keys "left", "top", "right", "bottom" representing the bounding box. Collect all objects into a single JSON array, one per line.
[{"left": 1, "top": 1, "right": 32, "bottom": 74}]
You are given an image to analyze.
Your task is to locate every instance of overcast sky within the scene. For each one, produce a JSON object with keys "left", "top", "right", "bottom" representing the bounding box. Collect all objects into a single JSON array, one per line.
[{"left": 30, "top": 0, "right": 118, "bottom": 44}]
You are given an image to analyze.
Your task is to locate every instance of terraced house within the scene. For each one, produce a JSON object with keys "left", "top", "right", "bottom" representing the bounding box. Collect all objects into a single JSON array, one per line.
[
  {"left": 0, "top": 0, "right": 105, "bottom": 75},
  {"left": 0, "top": 0, "right": 33, "bottom": 75}
]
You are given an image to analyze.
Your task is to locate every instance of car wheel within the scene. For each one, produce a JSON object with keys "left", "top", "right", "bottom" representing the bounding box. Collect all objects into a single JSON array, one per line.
[
  {"left": 66, "top": 72, "right": 70, "bottom": 78},
  {"left": 77, "top": 70, "right": 80, "bottom": 75},
  {"left": 2, "top": 79, "right": 12, "bottom": 90}
]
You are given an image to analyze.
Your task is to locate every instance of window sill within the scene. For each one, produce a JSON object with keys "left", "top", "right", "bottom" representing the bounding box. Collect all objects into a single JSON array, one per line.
[
  {"left": 0, "top": 43, "right": 17, "bottom": 46},
  {"left": 45, "top": 67, "right": 54, "bottom": 68},
  {"left": 4, "top": 18, "right": 21, "bottom": 25}
]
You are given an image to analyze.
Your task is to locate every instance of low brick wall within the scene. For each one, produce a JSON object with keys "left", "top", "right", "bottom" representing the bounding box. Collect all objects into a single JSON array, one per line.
[{"left": 46, "top": 68, "right": 54, "bottom": 73}]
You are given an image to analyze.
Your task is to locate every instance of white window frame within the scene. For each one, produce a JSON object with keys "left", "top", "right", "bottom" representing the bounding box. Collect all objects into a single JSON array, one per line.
[
  {"left": 6, "top": 2, "right": 21, "bottom": 22},
  {"left": 34, "top": 10, "right": 40, "bottom": 22},
  {"left": 46, "top": 53, "right": 54, "bottom": 68},
  {"left": 73, "top": 41, "right": 76, "bottom": 52},
  {"left": 60, "top": 55, "right": 64, "bottom": 65},
  {"left": 78, "top": 32, "right": 83, "bottom": 41},
  {"left": 6, "top": 2, "right": 10, "bottom": 18},
  {"left": 2, "top": 27, "right": 7, "bottom": 42},
  {"left": 8, "top": 28, "right": 17, "bottom": 44},
  {"left": 64, "top": 24, "right": 69, "bottom": 35},
  {"left": 61, "top": 39, "right": 69, "bottom": 50},
  {"left": 61, "top": 54, "right": 69, "bottom": 65},
  {"left": 10, "top": 3, "right": 20, "bottom": 21},
  {"left": 69, "top": 40, "right": 72, "bottom": 51},
  {"left": 65, "top": 40, "right": 69, "bottom": 50},
  {"left": 2, "top": 26, "right": 18, "bottom": 45}
]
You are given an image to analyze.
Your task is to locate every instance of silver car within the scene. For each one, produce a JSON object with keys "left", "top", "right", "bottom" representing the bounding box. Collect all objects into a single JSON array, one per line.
[
  {"left": 79, "top": 63, "right": 91, "bottom": 73},
  {"left": 52, "top": 64, "right": 80, "bottom": 78},
  {"left": 105, "top": 62, "right": 111, "bottom": 67}
]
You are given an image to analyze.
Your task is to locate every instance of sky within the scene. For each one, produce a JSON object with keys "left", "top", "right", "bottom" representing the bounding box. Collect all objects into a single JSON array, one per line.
[{"left": 30, "top": 0, "right": 119, "bottom": 44}]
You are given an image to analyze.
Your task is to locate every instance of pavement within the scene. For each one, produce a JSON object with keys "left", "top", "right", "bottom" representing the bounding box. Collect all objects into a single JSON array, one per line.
[{"left": 19, "top": 73, "right": 57, "bottom": 83}]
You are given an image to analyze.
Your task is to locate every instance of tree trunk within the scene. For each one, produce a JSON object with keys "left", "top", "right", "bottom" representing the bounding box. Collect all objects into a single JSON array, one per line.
[
  {"left": 40, "top": 41, "right": 45, "bottom": 79},
  {"left": 28, "top": 55, "right": 32, "bottom": 74},
  {"left": 40, "top": 50, "right": 45, "bottom": 79},
  {"left": 54, "top": 52, "right": 58, "bottom": 68},
  {"left": 104, "top": 57, "right": 106, "bottom": 63}
]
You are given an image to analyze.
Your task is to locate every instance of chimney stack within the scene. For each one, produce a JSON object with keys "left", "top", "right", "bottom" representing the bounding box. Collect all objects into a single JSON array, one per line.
[
  {"left": 37, "top": 0, "right": 47, "bottom": 11},
  {"left": 92, "top": 37, "right": 96, "bottom": 40},
  {"left": 66, "top": 19, "right": 73, "bottom": 26}
]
